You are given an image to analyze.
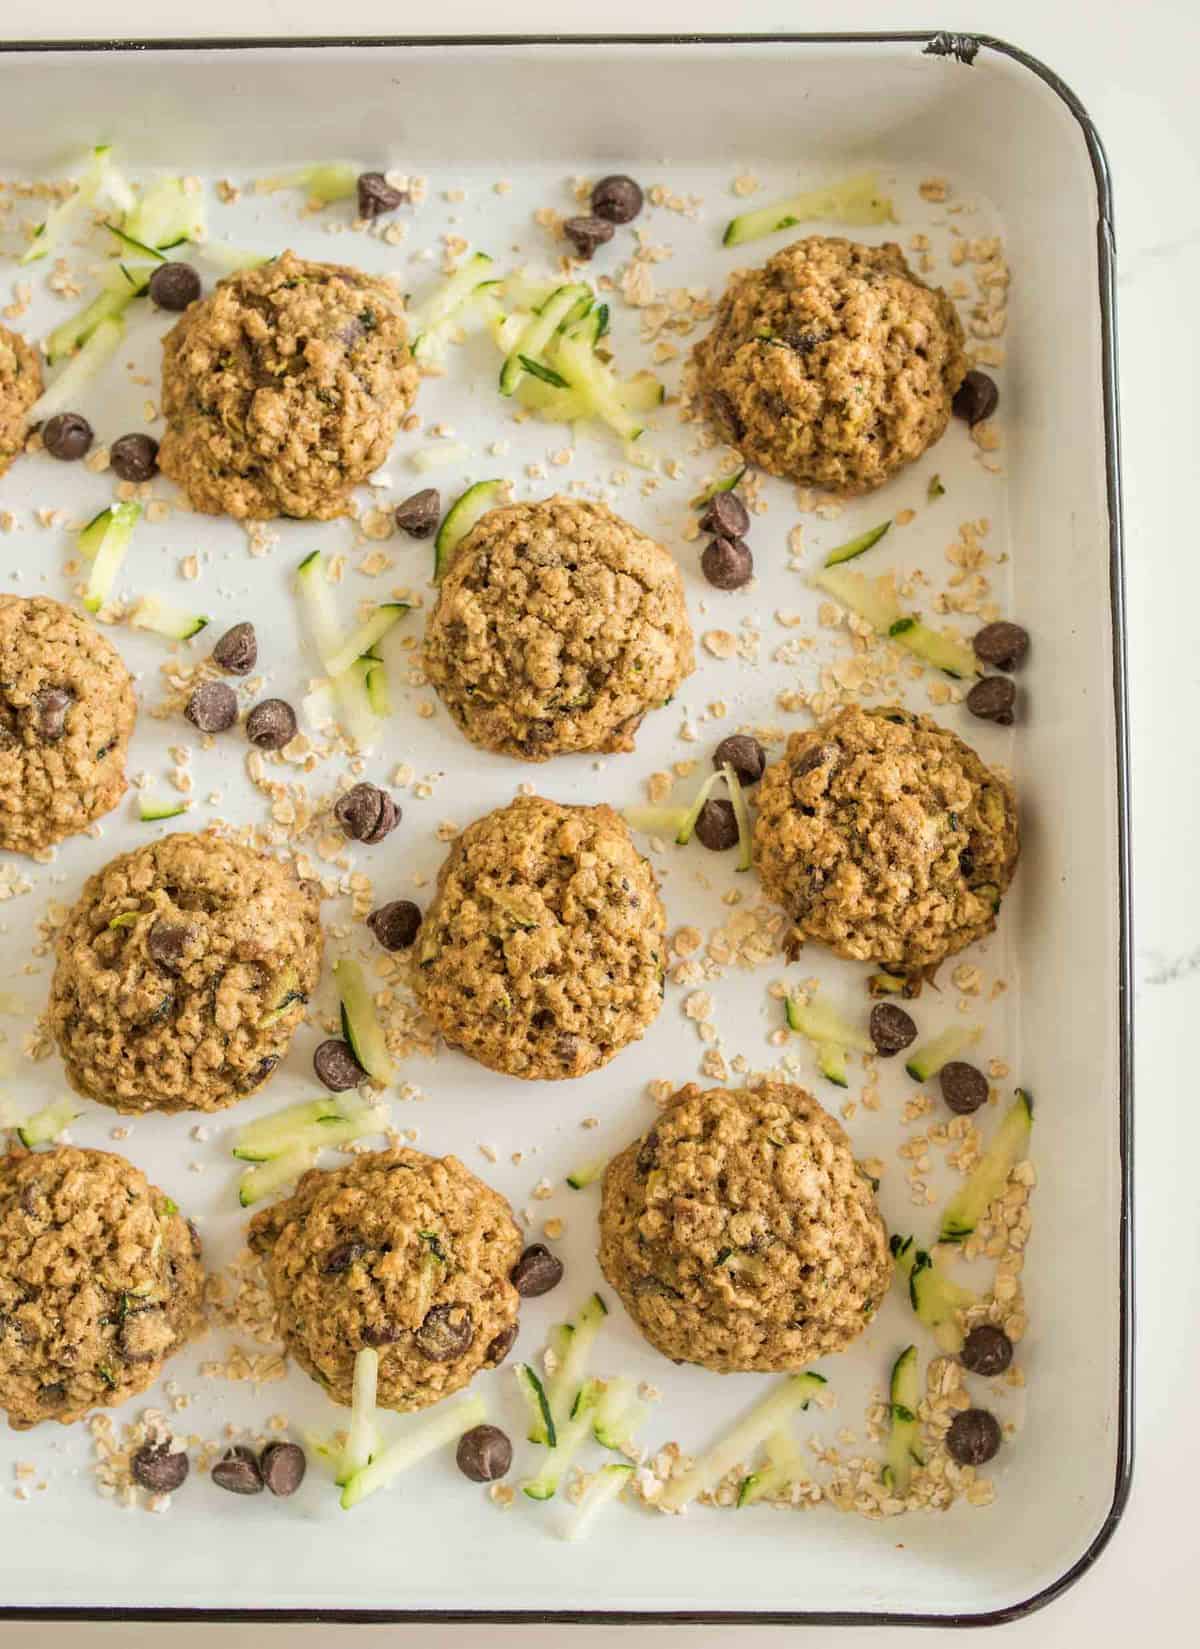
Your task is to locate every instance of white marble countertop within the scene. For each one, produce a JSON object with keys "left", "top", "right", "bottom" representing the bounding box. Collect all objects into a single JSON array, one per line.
[{"left": 0, "top": 0, "right": 1194, "bottom": 1643}]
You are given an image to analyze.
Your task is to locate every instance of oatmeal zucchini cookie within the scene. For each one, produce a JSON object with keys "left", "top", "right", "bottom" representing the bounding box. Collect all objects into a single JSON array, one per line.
[
  {"left": 415, "top": 796, "right": 666, "bottom": 1080},
  {"left": 693, "top": 236, "right": 966, "bottom": 494},
  {"left": 248, "top": 1149, "right": 522, "bottom": 1412},
  {"left": 159, "top": 250, "right": 418, "bottom": 519},
  {"left": 0, "top": 323, "right": 41, "bottom": 477},
  {"left": 0, "top": 595, "right": 136, "bottom": 855},
  {"left": 599, "top": 1083, "right": 891, "bottom": 1372},
  {"left": 753, "top": 705, "right": 1019, "bottom": 971},
  {"left": 0, "top": 1146, "right": 204, "bottom": 1429},
  {"left": 425, "top": 495, "right": 694, "bottom": 760},
  {"left": 49, "top": 832, "right": 322, "bottom": 1114}
]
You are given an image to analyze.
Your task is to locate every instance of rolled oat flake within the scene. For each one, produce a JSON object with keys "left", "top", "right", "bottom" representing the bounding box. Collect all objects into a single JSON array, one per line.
[
  {"left": 245, "top": 697, "right": 298, "bottom": 750},
  {"left": 184, "top": 680, "right": 239, "bottom": 734}
]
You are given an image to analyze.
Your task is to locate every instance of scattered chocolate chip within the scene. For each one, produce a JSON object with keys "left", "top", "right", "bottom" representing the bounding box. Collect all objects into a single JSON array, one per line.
[
  {"left": 694, "top": 797, "right": 739, "bottom": 852},
  {"left": 698, "top": 490, "right": 750, "bottom": 539},
  {"left": 945, "top": 1408, "right": 1002, "bottom": 1466},
  {"left": 511, "top": 1244, "right": 563, "bottom": 1299},
  {"left": 367, "top": 899, "right": 421, "bottom": 951},
  {"left": 335, "top": 781, "right": 401, "bottom": 844},
  {"left": 41, "top": 411, "right": 93, "bottom": 461},
  {"left": 357, "top": 171, "right": 407, "bottom": 220},
  {"left": 591, "top": 174, "right": 644, "bottom": 224},
  {"left": 148, "top": 261, "right": 202, "bottom": 311},
  {"left": 713, "top": 733, "right": 765, "bottom": 787},
  {"left": 869, "top": 1002, "right": 918, "bottom": 1056},
  {"left": 184, "top": 680, "right": 239, "bottom": 735},
  {"left": 322, "top": 1241, "right": 366, "bottom": 1275},
  {"left": 965, "top": 676, "right": 1016, "bottom": 725},
  {"left": 31, "top": 685, "right": 72, "bottom": 742},
  {"left": 701, "top": 536, "right": 753, "bottom": 590},
  {"left": 131, "top": 1441, "right": 189, "bottom": 1494},
  {"left": 484, "top": 1322, "right": 518, "bottom": 1366},
  {"left": 960, "top": 1324, "right": 1014, "bottom": 1377},
  {"left": 952, "top": 370, "right": 999, "bottom": 427},
  {"left": 415, "top": 1302, "right": 474, "bottom": 1362},
  {"left": 313, "top": 1038, "right": 367, "bottom": 1093},
  {"left": 259, "top": 1440, "right": 307, "bottom": 1496},
  {"left": 38, "top": 1382, "right": 66, "bottom": 1408},
  {"left": 636, "top": 1131, "right": 659, "bottom": 1177},
  {"left": 147, "top": 918, "right": 193, "bottom": 974},
  {"left": 939, "top": 1060, "right": 989, "bottom": 1115},
  {"left": 455, "top": 1424, "right": 513, "bottom": 1483},
  {"left": 211, "top": 1446, "right": 265, "bottom": 1495},
  {"left": 109, "top": 432, "right": 159, "bottom": 483},
  {"left": 362, "top": 1320, "right": 403, "bottom": 1346},
  {"left": 245, "top": 697, "right": 297, "bottom": 750},
  {"left": 973, "top": 621, "right": 1029, "bottom": 672},
  {"left": 394, "top": 487, "right": 441, "bottom": 539},
  {"left": 563, "top": 215, "right": 615, "bottom": 260},
  {"left": 211, "top": 622, "right": 257, "bottom": 676}
]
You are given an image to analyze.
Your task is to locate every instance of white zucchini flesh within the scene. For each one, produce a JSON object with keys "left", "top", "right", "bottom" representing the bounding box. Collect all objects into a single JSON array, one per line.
[
  {"left": 659, "top": 1372, "right": 827, "bottom": 1512},
  {"left": 29, "top": 316, "right": 125, "bottom": 425},
  {"left": 564, "top": 1463, "right": 635, "bottom": 1541},
  {"left": 339, "top": 1396, "right": 487, "bottom": 1509},
  {"left": 336, "top": 1348, "right": 382, "bottom": 1485}
]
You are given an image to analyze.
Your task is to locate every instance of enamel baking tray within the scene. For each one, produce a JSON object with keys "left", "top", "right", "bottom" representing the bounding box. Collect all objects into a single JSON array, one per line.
[{"left": 0, "top": 31, "right": 1130, "bottom": 1627}]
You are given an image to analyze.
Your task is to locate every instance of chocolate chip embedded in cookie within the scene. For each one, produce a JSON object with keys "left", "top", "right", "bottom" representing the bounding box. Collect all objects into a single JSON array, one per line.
[
  {"left": 246, "top": 1149, "right": 521, "bottom": 1413},
  {"left": 48, "top": 832, "right": 322, "bottom": 1114},
  {"left": 414, "top": 796, "right": 667, "bottom": 1080},
  {"left": 424, "top": 495, "right": 694, "bottom": 761},
  {"left": 0, "top": 1147, "right": 204, "bottom": 1429},
  {"left": 692, "top": 236, "right": 966, "bottom": 495},
  {"left": 0, "top": 595, "right": 136, "bottom": 855}
]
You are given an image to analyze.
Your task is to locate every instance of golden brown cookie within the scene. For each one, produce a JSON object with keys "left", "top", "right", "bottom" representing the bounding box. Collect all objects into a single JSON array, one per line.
[
  {"left": 0, "top": 322, "right": 41, "bottom": 477},
  {"left": 599, "top": 1083, "right": 892, "bottom": 1372},
  {"left": 415, "top": 796, "right": 666, "bottom": 1079},
  {"left": 0, "top": 596, "right": 136, "bottom": 855},
  {"left": 0, "top": 1146, "right": 204, "bottom": 1429},
  {"left": 248, "top": 1149, "right": 522, "bottom": 1412},
  {"left": 753, "top": 705, "right": 1019, "bottom": 971},
  {"left": 425, "top": 495, "right": 694, "bottom": 760},
  {"left": 692, "top": 236, "right": 966, "bottom": 494},
  {"left": 159, "top": 250, "right": 418, "bottom": 519},
  {"left": 49, "top": 832, "right": 322, "bottom": 1114}
]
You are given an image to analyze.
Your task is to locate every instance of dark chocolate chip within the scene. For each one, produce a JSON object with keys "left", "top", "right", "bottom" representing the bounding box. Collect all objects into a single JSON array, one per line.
[
  {"left": 869, "top": 1002, "right": 918, "bottom": 1056},
  {"left": 38, "top": 1381, "right": 67, "bottom": 1407},
  {"left": 952, "top": 370, "right": 999, "bottom": 427},
  {"left": 793, "top": 742, "right": 838, "bottom": 778},
  {"left": 591, "top": 174, "right": 644, "bottom": 224},
  {"left": 455, "top": 1424, "right": 512, "bottom": 1483},
  {"left": 31, "top": 685, "right": 72, "bottom": 742},
  {"left": 693, "top": 797, "right": 739, "bottom": 852},
  {"left": 131, "top": 1441, "right": 189, "bottom": 1494},
  {"left": 958, "top": 847, "right": 976, "bottom": 879},
  {"left": 357, "top": 171, "right": 407, "bottom": 220},
  {"left": 237, "top": 1054, "right": 277, "bottom": 1093},
  {"left": 484, "top": 1322, "right": 518, "bottom": 1366},
  {"left": 211, "top": 622, "right": 257, "bottom": 676},
  {"left": 972, "top": 621, "right": 1029, "bottom": 672},
  {"left": 939, "top": 1060, "right": 989, "bottom": 1115},
  {"left": 335, "top": 781, "right": 400, "bottom": 844},
  {"left": 184, "top": 680, "right": 239, "bottom": 735},
  {"left": 701, "top": 536, "right": 753, "bottom": 590},
  {"left": 636, "top": 1131, "right": 659, "bottom": 1177},
  {"left": 698, "top": 490, "right": 750, "bottom": 540},
  {"left": 41, "top": 411, "right": 93, "bottom": 461},
  {"left": 147, "top": 918, "right": 193, "bottom": 974},
  {"left": 259, "top": 1440, "right": 307, "bottom": 1496},
  {"left": 965, "top": 676, "right": 1016, "bottom": 726},
  {"left": 563, "top": 215, "right": 615, "bottom": 260},
  {"left": 322, "top": 1241, "right": 366, "bottom": 1275},
  {"left": 313, "top": 1038, "right": 367, "bottom": 1093},
  {"left": 414, "top": 1302, "right": 474, "bottom": 1362},
  {"left": 394, "top": 487, "right": 441, "bottom": 539},
  {"left": 945, "top": 1407, "right": 1002, "bottom": 1466},
  {"left": 211, "top": 1446, "right": 265, "bottom": 1495},
  {"left": 148, "top": 262, "right": 202, "bottom": 312},
  {"left": 367, "top": 899, "right": 421, "bottom": 951},
  {"left": 362, "top": 1320, "right": 403, "bottom": 1346},
  {"left": 245, "top": 697, "right": 297, "bottom": 750},
  {"left": 511, "top": 1244, "right": 563, "bottom": 1299},
  {"left": 109, "top": 432, "right": 160, "bottom": 483},
  {"left": 960, "top": 1324, "right": 1014, "bottom": 1377},
  {"left": 713, "top": 733, "right": 765, "bottom": 786},
  {"left": 187, "top": 1219, "right": 203, "bottom": 1259}
]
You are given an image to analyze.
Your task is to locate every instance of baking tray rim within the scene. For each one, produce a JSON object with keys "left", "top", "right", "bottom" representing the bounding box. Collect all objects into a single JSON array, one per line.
[{"left": 0, "top": 27, "right": 1133, "bottom": 1630}]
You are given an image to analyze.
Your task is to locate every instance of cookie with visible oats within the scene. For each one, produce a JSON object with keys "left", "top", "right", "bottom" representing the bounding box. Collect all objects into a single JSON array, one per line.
[{"left": 0, "top": 323, "right": 41, "bottom": 477}]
